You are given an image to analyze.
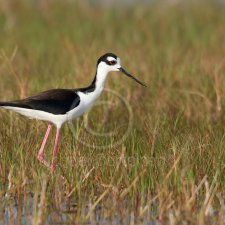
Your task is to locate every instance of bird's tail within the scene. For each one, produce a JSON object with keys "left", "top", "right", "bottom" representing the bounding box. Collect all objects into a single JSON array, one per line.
[
  {"left": 0, "top": 102, "right": 7, "bottom": 107},
  {"left": 0, "top": 101, "right": 18, "bottom": 107}
]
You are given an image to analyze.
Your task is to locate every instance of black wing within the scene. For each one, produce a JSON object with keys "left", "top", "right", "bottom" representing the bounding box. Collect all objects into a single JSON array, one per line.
[{"left": 0, "top": 89, "right": 80, "bottom": 115}]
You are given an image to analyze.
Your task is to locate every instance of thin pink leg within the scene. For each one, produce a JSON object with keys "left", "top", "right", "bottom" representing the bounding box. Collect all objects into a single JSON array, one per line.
[
  {"left": 37, "top": 124, "right": 52, "bottom": 167},
  {"left": 50, "top": 128, "right": 61, "bottom": 172}
]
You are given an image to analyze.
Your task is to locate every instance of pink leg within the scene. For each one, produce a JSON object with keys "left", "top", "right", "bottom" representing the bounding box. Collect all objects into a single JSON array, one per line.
[
  {"left": 37, "top": 124, "right": 52, "bottom": 167},
  {"left": 50, "top": 128, "right": 61, "bottom": 172}
]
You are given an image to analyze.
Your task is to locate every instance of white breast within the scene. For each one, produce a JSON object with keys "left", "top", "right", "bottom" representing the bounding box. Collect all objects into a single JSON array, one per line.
[{"left": 71, "top": 88, "right": 102, "bottom": 115}]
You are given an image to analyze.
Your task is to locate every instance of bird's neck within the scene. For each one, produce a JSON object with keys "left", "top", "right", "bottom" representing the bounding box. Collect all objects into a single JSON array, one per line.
[{"left": 91, "top": 65, "right": 109, "bottom": 92}]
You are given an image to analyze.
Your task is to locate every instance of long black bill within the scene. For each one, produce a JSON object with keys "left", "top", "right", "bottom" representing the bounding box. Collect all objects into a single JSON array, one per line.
[{"left": 119, "top": 67, "right": 147, "bottom": 87}]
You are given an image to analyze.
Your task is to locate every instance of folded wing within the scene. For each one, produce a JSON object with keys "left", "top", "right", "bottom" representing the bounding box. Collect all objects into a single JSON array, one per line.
[{"left": 0, "top": 89, "right": 80, "bottom": 115}]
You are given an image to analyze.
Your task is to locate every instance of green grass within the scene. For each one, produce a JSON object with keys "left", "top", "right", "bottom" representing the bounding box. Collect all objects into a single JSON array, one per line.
[{"left": 0, "top": 1, "right": 224, "bottom": 224}]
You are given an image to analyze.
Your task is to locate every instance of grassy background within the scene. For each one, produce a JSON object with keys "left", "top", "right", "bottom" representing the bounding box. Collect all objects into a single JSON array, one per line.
[{"left": 0, "top": 1, "right": 224, "bottom": 224}]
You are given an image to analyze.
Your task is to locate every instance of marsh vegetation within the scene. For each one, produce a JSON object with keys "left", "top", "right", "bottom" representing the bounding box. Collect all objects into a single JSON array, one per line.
[{"left": 0, "top": 1, "right": 224, "bottom": 224}]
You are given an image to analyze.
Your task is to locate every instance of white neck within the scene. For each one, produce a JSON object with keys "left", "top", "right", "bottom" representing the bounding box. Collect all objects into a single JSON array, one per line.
[{"left": 94, "top": 62, "right": 110, "bottom": 91}]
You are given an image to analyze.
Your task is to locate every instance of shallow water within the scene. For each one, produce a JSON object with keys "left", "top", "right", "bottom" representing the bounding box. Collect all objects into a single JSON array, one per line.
[
  {"left": 1, "top": 195, "right": 159, "bottom": 225},
  {"left": 1, "top": 192, "right": 224, "bottom": 225}
]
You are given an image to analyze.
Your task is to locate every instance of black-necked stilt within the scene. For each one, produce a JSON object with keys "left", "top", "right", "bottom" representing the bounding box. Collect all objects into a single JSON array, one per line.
[{"left": 0, "top": 53, "right": 146, "bottom": 172}]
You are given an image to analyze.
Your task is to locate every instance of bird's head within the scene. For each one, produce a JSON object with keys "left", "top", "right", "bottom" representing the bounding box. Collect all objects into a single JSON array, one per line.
[{"left": 97, "top": 53, "right": 147, "bottom": 87}]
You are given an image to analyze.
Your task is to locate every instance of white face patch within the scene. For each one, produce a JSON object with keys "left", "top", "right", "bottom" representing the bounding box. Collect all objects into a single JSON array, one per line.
[{"left": 107, "top": 56, "right": 117, "bottom": 62}]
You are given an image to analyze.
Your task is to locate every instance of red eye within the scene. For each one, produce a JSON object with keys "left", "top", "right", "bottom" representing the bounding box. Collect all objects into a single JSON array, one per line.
[{"left": 109, "top": 60, "right": 117, "bottom": 65}]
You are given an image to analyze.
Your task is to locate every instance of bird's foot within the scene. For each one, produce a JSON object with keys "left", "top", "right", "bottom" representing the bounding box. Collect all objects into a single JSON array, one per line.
[
  {"left": 50, "top": 164, "right": 56, "bottom": 173},
  {"left": 37, "top": 155, "right": 57, "bottom": 173},
  {"left": 37, "top": 155, "right": 50, "bottom": 168}
]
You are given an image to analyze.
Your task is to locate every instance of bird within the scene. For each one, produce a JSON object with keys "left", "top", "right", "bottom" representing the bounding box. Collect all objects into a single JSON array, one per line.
[{"left": 0, "top": 53, "right": 146, "bottom": 172}]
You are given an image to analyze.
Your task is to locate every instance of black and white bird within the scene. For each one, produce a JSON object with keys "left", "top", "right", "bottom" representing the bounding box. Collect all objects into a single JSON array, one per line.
[{"left": 0, "top": 53, "right": 146, "bottom": 172}]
